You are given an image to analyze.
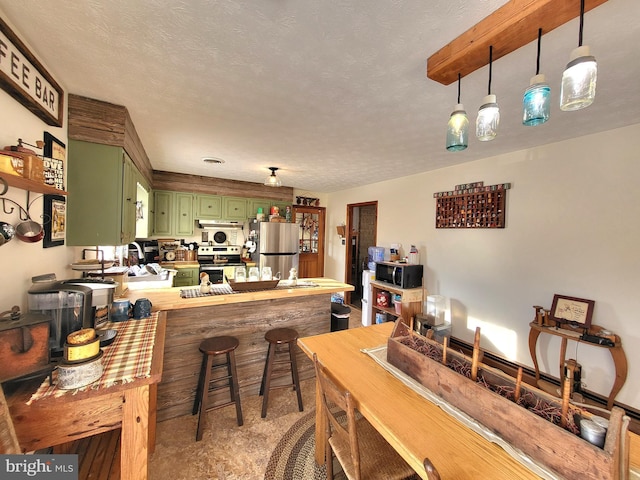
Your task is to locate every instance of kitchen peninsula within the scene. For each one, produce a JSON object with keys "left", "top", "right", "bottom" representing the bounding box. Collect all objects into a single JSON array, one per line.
[{"left": 126, "top": 278, "right": 353, "bottom": 421}]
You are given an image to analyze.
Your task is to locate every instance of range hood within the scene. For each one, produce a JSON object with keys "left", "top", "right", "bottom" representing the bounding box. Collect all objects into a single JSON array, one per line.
[{"left": 197, "top": 219, "right": 243, "bottom": 229}]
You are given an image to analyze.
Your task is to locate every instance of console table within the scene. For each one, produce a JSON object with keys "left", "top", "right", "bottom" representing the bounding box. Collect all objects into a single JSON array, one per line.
[{"left": 528, "top": 321, "right": 627, "bottom": 409}]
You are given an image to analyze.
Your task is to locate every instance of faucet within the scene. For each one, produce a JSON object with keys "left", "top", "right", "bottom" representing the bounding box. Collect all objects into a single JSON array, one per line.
[{"left": 129, "top": 242, "right": 143, "bottom": 261}]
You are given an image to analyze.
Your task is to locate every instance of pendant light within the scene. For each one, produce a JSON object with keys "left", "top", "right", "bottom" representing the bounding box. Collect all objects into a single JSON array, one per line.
[
  {"left": 560, "top": 0, "right": 597, "bottom": 111},
  {"left": 523, "top": 28, "right": 551, "bottom": 126},
  {"left": 264, "top": 167, "right": 282, "bottom": 187},
  {"left": 446, "top": 74, "right": 469, "bottom": 151},
  {"left": 476, "top": 46, "right": 500, "bottom": 141}
]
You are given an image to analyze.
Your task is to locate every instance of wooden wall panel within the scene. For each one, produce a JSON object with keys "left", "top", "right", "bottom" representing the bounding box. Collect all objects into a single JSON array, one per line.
[
  {"left": 152, "top": 170, "right": 294, "bottom": 202},
  {"left": 157, "top": 295, "right": 330, "bottom": 422},
  {"left": 68, "top": 94, "right": 292, "bottom": 201}
]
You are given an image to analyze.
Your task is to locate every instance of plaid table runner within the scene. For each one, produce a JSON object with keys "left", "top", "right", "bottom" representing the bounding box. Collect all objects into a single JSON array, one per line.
[
  {"left": 180, "top": 282, "right": 318, "bottom": 298},
  {"left": 27, "top": 313, "right": 158, "bottom": 404}
]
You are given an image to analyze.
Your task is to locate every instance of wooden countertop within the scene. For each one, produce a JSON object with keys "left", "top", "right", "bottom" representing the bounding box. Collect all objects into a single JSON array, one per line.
[
  {"left": 125, "top": 278, "right": 354, "bottom": 311},
  {"left": 159, "top": 261, "right": 200, "bottom": 268}
]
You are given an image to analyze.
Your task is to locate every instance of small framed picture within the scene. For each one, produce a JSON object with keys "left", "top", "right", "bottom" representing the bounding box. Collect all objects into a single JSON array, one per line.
[
  {"left": 43, "top": 132, "right": 66, "bottom": 191},
  {"left": 43, "top": 194, "right": 66, "bottom": 248},
  {"left": 550, "top": 294, "right": 595, "bottom": 328}
]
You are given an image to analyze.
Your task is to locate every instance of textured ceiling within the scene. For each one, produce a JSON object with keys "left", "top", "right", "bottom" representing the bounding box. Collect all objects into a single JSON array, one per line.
[{"left": 1, "top": 0, "right": 639, "bottom": 193}]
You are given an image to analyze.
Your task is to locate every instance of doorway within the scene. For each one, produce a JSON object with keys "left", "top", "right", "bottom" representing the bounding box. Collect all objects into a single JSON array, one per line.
[{"left": 344, "top": 201, "right": 377, "bottom": 307}]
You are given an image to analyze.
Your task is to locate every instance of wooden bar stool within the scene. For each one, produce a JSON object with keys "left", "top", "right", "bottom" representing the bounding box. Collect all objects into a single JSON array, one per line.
[
  {"left": 192, "top": 335, "right": 243, "bottom": 441},
  {"left": 259, "top": 327, "right": 304, "bottom": 418}
]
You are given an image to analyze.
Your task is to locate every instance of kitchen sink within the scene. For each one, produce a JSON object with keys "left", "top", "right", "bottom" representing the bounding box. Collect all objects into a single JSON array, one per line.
[{"left": 127, "top": 269, "right": 176, "bottom": 290}]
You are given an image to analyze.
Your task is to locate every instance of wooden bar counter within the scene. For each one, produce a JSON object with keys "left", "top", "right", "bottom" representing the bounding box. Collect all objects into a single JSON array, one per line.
[{"left": 127, "top": 278, "right": 353, "bottom": 421}]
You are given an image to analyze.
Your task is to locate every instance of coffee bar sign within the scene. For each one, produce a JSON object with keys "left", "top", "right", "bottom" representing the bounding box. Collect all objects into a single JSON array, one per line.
[{"left": 0, "top": 17, "right": 64, "bottom": 127}]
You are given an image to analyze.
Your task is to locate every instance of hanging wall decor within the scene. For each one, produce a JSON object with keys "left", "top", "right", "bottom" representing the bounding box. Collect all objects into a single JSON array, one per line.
[
  {"left": 43, "top": 193, "right": 65, "bottom": 248},
  {"left": 434, "top": 181, "right": 511, "bottom": 229},
  {"left": 43, "top": 132, "right": 65, "bottom": 191},
  {"left": 0, "top": 17, "right": 64, "bottom": 127}
]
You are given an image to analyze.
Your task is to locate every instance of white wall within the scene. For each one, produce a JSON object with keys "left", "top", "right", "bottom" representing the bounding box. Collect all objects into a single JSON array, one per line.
[
  {"left": 325, "top": 123, "right": 640, "bottom": 410},
  {"left": 0, "top": 12, "right": 75, "bottom": 312}
]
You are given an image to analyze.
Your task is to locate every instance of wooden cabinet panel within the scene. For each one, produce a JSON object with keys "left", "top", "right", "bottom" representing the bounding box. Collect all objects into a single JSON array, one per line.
[
  {"left": 195, "top": 194, "right": 222, "bottom": 219},
  {"left": 173, "top": 267, "right": 198, "bottom": 287},
  {"left": 175, "top": 193, "right": 194, "bottom": 236},
  {"left": 223, "top": 196, "right": 247, "bottom": 221},
  {"left": 247, "top": 199, "right": 271, "bottom": 219},
  {"left": 153, "top": 190, "right": 173, "bottom": 236},
  {"left": 67, "top": 140, "right": 138, "bottom": 246}
]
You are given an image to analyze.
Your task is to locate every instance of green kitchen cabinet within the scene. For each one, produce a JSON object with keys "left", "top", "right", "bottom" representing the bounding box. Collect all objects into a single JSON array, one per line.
[
  {"left": 153, "top": 190, "right": 173, "bottom": 236},
  {"left": 67, "top": 140, "right": 138, "bottom": 246},
  {"left": 153, "top": 190, "right": 194, "bottom": 236},
  {"left": 222, "top": 196, "right": 247, "bottom": 221},
  {"left": 195, "top": 194, "right": 222, "bottom": 219},
  {"left": 175, "top": 192, "right": 194, "bottom": 236},
  {"left": 247, "top": 198, "right": 272, "bottom": 219},
  {"left": 173, "top": 267, "right": 198, "bottom": 287}
]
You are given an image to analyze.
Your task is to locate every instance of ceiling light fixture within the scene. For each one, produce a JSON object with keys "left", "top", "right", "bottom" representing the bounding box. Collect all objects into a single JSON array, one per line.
[
  {"left": 202, "top": 157, "right": 225, "bottom": 164},
  {"left": 264, "top": 167, "right": 282, "bottom": 187},
  {"left": 523, "top": 28, "right": 551, "bottom": 126},
  {"left": 560, "top": 0, "right": 597, "bottom": 111},
  {"left": 446, "top": 73, "right": 468, "bottom": 152},
  {"left": 476, "top": 46, "right": 500, "bottom": 142}
]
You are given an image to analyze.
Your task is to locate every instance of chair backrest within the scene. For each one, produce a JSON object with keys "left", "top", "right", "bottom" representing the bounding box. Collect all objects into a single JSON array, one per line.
[{"left": 313, "top": 354, "right": 362, "bottom": 478}]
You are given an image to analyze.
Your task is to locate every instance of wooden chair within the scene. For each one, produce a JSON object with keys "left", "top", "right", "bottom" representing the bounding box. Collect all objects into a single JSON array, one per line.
[
  {"left": 0, "top": 385, "right": 20, "bottom": 454},
  {"left": 313, "top": 354, "right": 440, "bottom": 480}
]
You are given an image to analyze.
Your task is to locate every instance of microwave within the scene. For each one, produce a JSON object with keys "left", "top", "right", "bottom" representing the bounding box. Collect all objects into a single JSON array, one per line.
[{"left": 375, "top": 262, "right": 423, "bottom": 289}]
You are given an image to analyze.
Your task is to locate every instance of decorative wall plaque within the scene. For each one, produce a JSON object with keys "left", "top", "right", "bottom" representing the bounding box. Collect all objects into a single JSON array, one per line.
[
  {"left": 0, "top": 17, "right": 64, "bottom": 126},
  {"left": 434, "top": 182, "right": 511, "bottom": 229}
]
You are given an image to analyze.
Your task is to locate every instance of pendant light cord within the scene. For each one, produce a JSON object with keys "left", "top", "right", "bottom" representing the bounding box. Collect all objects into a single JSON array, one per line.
[
  {"left": 488, "top": 45, "right": 493, "bottom": 95},
  {"left": 457, "top": 73, "right": 461, "bottom": 104},
  {"left": 579, "top": 0, "right": 585, "bottom": 46},
  {"left": 536, "top": 28, "right": 542, "bottom": 75}
]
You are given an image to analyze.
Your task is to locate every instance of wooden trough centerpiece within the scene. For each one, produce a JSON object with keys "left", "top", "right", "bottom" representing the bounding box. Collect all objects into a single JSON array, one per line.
[{"left": 386, "top": 320, "right": 630, "bottom": 480}]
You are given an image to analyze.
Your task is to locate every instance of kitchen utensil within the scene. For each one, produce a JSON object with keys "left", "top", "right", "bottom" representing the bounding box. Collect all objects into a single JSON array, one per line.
[
  {"left": 133, "top": 298, "right": 152, "bottom": 319},
  {"left": 15, "top": 220, "right": 44, "bottom": 242},
  {"left": 0, "top": 221, "right": 15, "bottom": 245}
]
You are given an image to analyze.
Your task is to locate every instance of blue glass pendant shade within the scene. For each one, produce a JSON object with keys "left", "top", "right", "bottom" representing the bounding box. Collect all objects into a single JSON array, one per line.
[
  {"left": 523, "top": 74, "right": 551, "bottom": 126},
  {"left": 446, "top": 104, "right": 468, "bottom": 151}
]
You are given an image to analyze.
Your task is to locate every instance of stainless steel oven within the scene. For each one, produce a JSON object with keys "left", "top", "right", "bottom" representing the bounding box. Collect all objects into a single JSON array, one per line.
[{"left": 197, "top": 245, "right": 244, "bottom": 284}]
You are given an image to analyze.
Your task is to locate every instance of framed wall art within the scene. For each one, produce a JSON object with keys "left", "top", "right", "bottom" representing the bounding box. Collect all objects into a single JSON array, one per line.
[
  {"left": 43, "top": 132, "right": 65, "bottom": 190},
  {"left": 43, "top": 194, "right": 66, "bottom": 248},
  {"left": 550, "top": 294, "right": 595, "bottom": 329}
]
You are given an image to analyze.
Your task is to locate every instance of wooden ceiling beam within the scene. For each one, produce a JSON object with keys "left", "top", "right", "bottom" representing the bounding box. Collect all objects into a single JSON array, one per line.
[{"left": 427, "top": 0, "right": 609, "bottom": 85}]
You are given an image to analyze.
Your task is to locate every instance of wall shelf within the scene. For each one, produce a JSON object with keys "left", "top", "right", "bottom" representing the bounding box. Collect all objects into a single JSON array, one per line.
[
  {"left": 434, "top": 182, "right": 510, "bottom": 229},
  {"left": 0, "top": 174, "right": 67, "bottom": 196}
]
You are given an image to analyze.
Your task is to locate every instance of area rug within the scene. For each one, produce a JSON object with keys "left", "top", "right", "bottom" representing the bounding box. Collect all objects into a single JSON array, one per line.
[{"left": 264, "top": 409, "right": 347, "bottom": 480}]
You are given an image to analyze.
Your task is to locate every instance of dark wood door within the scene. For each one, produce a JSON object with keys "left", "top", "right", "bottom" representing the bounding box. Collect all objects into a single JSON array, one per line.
[{"left": 293, "top": 206, "right": 325, "bottom": 278}]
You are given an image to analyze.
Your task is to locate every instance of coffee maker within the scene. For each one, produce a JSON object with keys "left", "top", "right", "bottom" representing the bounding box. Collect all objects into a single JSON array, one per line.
[{"left": 28, "top": 281, "right": 93, "bottom": 356}]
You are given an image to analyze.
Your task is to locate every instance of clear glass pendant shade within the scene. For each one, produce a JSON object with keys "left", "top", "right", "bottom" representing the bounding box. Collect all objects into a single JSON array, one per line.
[
  {"left": 560, "top": 46, "right": 597, "bottom": 111},
  {"left": 523, "top": 74, "right": 551, "bottom": 126},
  {"left": 476, "top": 94, "right": 499, "bottom": 141},
  {"left": 446, "top": 104, "right": 468, "bottom": 151}
]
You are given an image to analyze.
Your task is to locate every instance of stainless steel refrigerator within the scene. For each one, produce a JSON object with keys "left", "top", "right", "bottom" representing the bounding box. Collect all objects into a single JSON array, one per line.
[{"left": 249, "top": 221, "right": 299, "bottom": 276}]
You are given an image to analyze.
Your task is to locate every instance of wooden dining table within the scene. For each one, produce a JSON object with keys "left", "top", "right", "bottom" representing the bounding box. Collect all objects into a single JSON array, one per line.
[
  {"left": 298, "top": 322, "right": 640, "bottom": 480},
  {"left": 6, "top": 311, "right": 166, "bottom": 480}
]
